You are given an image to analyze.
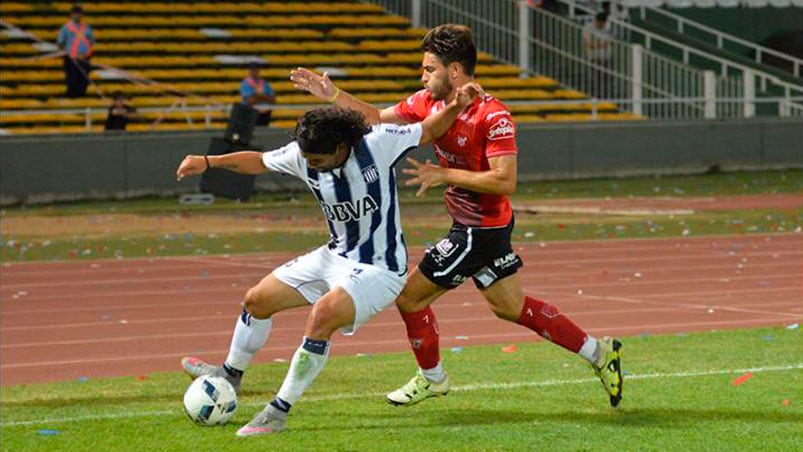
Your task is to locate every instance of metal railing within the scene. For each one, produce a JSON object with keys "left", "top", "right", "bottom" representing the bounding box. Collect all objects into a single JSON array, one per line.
[
  {"left": 4, "top": 96, "right": 802, "bottom": 135},
  {"left": 0, "top": 103, "right": 319, "bottom": 132},
  {"left": 634, "top": 5, "right": 803, "bottom": 77},
  {"left": 366, "top": 0, "right": 786, "bottom": 119},
  {"left": 529, "top": 5, "right": 751, "bottom": 118},
  {"left": 559, "top": 0, "right": 803, "bottom": 107}
]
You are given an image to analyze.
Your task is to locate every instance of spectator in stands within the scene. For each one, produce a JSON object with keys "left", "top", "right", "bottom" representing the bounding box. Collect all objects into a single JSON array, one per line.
[
  {"left": 240, "top": 62, "right": 276, "bottom": 126},
  {"left": 57, "top": 4, "right": 95, "bottom": 98},
  {"left": 104, "top": 91, "right": 138, "bottom": 131},
  {"left": 582, "top": 12, "right": 613, "bottom": 99}
]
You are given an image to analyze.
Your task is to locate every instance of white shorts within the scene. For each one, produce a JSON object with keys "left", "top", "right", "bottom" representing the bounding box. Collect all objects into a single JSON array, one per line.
[{"left": 271, "top": 246, "right": 406, "bottom": 335}]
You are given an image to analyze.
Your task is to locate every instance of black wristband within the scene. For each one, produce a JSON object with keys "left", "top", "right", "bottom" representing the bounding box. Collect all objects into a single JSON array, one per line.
[{"left": 204, "top": 155, "right": 211, "bottom": 171}]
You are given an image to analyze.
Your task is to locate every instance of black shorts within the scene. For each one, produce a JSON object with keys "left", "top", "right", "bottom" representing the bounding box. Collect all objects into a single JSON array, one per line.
[{"left": 418, "top": 218, "right": 523, "bottom": 290}]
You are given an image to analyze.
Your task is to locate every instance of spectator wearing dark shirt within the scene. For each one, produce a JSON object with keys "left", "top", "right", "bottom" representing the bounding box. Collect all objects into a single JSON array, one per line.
[{"left": 105, "top": 91, "right": 137, "bottom": 131}]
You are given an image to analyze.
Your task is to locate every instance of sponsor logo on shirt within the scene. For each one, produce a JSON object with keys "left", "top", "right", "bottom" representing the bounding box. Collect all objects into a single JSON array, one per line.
[
  {"left": 457, "top": 135, "right": 467, "bottom": 147},
  {"left": 487, "top": 117, "right": 515, "bottom": 141},
  {"left": 485, "top": 110, "right": 509, "bottom": 121},
  {"left": 322, "top": 195, "right": 379, "bottom": 222},
  {"left": 384, "top": 126, "right": 410, "bottom": 135},
  {"left": 433, "top": 145, "right": 464, "bottom": 165}
]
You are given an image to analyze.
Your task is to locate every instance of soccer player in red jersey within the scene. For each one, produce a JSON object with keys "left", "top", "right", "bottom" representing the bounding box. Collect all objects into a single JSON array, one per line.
[{"left": 290, "top": 24, "right": 623, "bottom": 407}]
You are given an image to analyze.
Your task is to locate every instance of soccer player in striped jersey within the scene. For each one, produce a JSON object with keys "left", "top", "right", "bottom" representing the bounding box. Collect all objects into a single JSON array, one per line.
[
  {"left": 290, "top": 24, "right": 623, "bottom": 409},
  {"left": 175, "top": 90, "right": 478, "bottom": 437}
]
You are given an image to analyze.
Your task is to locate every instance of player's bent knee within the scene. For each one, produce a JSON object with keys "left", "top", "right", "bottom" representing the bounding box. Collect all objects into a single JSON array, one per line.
[
  {"left": 305, "top": 307, "right": 341, "bottom": 339},
  {"left": 243, "top": 287, "right": 275, "bottom": 319},
  {"left": 305, "top": 296, "right": 354, "bottom": 338},
  {"left": 395, "top": 291, "right": 428, "bottom": 314},
  {"left": 488, "top": 303, "right": 520, "bottom": 322}
]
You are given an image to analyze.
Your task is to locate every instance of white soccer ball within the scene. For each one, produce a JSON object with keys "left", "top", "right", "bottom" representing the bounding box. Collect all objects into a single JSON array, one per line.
[{"left": 183, "top": 375, "right": 238, "bottom": 426}]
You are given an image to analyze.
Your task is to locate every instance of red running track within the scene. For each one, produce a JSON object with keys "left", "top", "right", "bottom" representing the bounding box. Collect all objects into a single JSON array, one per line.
[{"left": 1, "top": 233, "right": 801, "bottom": 386}]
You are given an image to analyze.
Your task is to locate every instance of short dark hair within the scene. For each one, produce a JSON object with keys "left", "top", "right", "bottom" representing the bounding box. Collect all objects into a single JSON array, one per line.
[
  {"left": 595, "top": 12, "right": 609, "bottom": 22},
  {"left": 421, "top": 24, "right": 477, "bottom": 76},
  {"left": 111, "top": 90, "right": 125, "bottom": 100},
  {"left": 71, "top": 3, "right": 83, "bottom": 13},
  {"left": 292, "top": 107, "right": 370, "bottom": 155}
]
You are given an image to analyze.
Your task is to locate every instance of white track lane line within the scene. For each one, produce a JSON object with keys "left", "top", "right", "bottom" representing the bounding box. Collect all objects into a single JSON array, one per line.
[
  {"left": 4, "top": 249, "right": 801, "bottom": 289},
  {"left": 3, "top": 318, "right": 800, "bottom": 369}
]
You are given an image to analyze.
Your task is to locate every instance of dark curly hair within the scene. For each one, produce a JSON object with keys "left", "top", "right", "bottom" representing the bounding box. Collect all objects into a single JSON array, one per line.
[
  {"left": 292, "top": 107, "right": 370, "bottom": 155},
  {"left": 422, "top": 24, "right": 477, "bottom": 77}
]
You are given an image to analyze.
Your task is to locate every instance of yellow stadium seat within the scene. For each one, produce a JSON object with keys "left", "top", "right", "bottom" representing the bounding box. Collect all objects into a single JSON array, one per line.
[
  {"left": 1, "top": 1, "right": 624, "bottom": 135},
  {"left": 0, "top": 2, "right": 32, "bottom": 13}
]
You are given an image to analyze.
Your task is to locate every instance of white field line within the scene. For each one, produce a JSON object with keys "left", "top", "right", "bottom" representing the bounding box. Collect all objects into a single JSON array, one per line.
[{"left": 1, "top": 363, "right": 801, "bottom": 427}]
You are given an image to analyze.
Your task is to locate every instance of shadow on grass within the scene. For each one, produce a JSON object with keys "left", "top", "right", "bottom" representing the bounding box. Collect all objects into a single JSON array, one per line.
[{"left": 311, "top": 407, "right": 801, "bottom": 431}]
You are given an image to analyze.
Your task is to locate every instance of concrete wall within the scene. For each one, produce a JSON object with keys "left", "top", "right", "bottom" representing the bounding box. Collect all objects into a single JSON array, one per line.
[{"left": 1, "top": 118, "right": 801, "bottom": 205}]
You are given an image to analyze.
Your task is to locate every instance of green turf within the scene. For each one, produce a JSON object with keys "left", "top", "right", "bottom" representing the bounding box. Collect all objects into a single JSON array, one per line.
[{"left": 1, "top": 327, "right": 801, "bottom": 451}]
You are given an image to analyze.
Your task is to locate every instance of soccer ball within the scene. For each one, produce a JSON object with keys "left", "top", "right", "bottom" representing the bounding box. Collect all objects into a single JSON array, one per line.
[{"left": 183, "top": 375, "right": 238, "bottom": 426}]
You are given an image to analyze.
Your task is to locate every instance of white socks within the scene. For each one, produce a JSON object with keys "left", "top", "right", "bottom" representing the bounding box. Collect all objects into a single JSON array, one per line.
[
  {"left": 421, "top": 362, "right": 446, "bottom": 383},
  {"left": 275, "top": 337, "right": 330, "bottom": 406},
  {"left": 578, "top": 335, "right": 599, "bottom": 365},
  {"left": 225, "top": 309, "right": 273, "bottom": 371}
]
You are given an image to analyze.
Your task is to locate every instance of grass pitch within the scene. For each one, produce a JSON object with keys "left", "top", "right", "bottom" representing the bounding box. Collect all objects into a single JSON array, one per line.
[{"left": 1, "top": 327, "right": 801, "bottom": 451}]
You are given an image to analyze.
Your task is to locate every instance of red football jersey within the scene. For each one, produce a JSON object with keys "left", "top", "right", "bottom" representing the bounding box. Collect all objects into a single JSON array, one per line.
[{"left": 394, "top": 89, "right": 518, "bottom": 227}]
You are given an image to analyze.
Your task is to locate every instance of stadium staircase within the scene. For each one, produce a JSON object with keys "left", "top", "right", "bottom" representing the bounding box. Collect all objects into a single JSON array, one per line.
[
  {"left": 625, "top": 6, "right": 803, "bottom": 81},
  {"left": 0, "top": 1, "right": 640, "bottom": 136}
]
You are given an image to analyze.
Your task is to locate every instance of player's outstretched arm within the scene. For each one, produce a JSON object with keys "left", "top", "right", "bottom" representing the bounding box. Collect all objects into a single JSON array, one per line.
[
  {"left": 289, "top": 67, "right": 403, "bottom": 125},
  {"left": 403, "top": 155, "right": 517, "bottom": 197},
  {"left": 176, "top": 151, "right": 267, "bottom": 181},
  {"left": 419, "top": 83, "right": 482, "bottom": 145}
]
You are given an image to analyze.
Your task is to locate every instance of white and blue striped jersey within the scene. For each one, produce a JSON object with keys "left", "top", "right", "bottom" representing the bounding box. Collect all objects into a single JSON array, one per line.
[{"left": 261, "top": 122, "right": 423, "bottom": 275}]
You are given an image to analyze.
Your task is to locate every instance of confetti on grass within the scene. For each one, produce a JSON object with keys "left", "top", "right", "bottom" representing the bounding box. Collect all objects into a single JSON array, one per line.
[
  {"left": 37, "top": 430, "right": 60, "bottom": 436},
  {"left": 501, "top": 344, "right": 518, "bottom": 353},
  {"left": 731, "top": 372, "right": 754, "bottom": 387}
]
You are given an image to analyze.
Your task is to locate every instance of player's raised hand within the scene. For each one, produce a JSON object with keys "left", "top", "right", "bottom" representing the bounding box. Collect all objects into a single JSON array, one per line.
[
  {"left": 403, "top": 157, "right": 446, "bottom": 197},
  {"left": 454, "top": 82, "right": 483, "bottom": 109},
  {"left": 176, "top": 155, "right": 207, "bottom": 181},
  {"left": 290, "top": 67, "right": 337, "bottom": 101}
]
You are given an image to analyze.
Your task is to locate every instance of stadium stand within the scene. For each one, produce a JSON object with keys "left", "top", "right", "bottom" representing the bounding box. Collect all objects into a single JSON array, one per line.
[{"left": 0, "top": 1, "right": 640, "bottom": 135}]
